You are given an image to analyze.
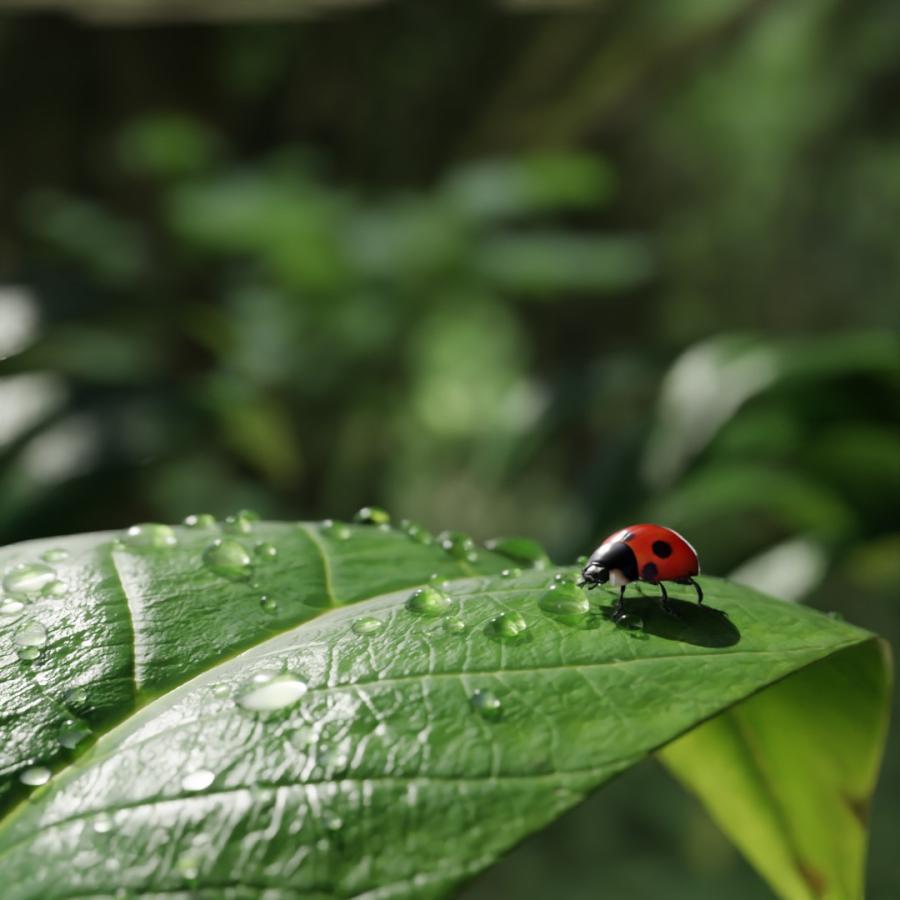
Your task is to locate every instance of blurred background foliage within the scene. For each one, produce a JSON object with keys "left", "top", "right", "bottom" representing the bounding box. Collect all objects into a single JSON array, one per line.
[{"left": 0, "top": 0, "right": 898, "bottom": 897}]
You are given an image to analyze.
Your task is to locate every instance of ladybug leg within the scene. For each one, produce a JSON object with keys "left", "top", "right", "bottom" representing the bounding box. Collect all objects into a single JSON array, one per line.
[
  {"left": 613, "top": 584, "right": 627, "bottom": 618},
  {"left": 658, "top": 581, "right": 676, "bottom": 616},
  {"left": 688, "top": 577, "right": 703, "bottom": 606}
]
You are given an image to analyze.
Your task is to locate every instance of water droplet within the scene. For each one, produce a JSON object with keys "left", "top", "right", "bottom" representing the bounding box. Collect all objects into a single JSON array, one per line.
[
  {"left": 499, "top": 567, "right": 522, "bottom": 579},
  {"left": 58, "top": 719, "right": 92, "bottom": 750},
  {"left": 402, "top": 521, "right": 433, "bottom": 545},
  {"left": 19, "top": 766, "right": 51, "bottom": 786},
  {"left": 0, "top": 598, "right": 25, "bottom": 618},
  {"left": 352, "top": 616, "right": 385, "bottom": 636},
  {"left": 92, "top": 815, "right": 113, "bottom": 834},
  {"left": 484, "top": 537, "right": 550, "bottom": 569},
  {"left": 259, "top": 595, "right": 278, "bottom": 614},
  {"left": 42, "top": 579, "right": 67, "bottom": 598},
  {"left": 254, "top": 541, "right": 278, "bottom": 559},
  {"left": 469, "top": 689, "right": 502, "bottom": 722},
  {"left": 211, "top": 683, "right": 230, "bottom": 698},
  {"left": 122, "top": 523, "right": 177, "bottom": 549},
  {"left": 202, "top": 539, "right": 253, "bottom": 581},
  {"left": 40, "top": 548, "right": 69, "bottom": 563},
  {"left": 237, "top": 674, "right": 308, "bottom": 712},
  {"left": 354, "top": 506, "right": 391, "bottom": 526},
  {"left": 320, "top": 519, "right": 352, "bottom": 540},
  {"left": 3, "top": 563, "right": 58, "bottom": 598},
  {"left": 181, "top": 769, "right": 215, "bottom": 792},
  {"left": 13, "top": 620, "right": 48, "bottom": 660},
  {"left": 485, "top": 610, "right": 529, "bottom": 642},
  {"left": 405, "top": 586, "right": 453, "bottom": 617},
  {"left": 539, "top": 582, "right": 589, "bottom": 617},
  {"left": 614, "top": 612, "right": 645, "bottom": 633},
  {"left": 223, "top": 510, "right": 257, "bottom": 534},
  {"left": 65, "top": 686, "right": 88, "bottom": 706},
  {"left": 184, "top": 513, "right": 217, "bottom": 529},
  {"left": 443, "top": 616, "right": 467, "bottom": 635},
  {"left": 437, "top": 531, "right": 477, "bottom": 560}
]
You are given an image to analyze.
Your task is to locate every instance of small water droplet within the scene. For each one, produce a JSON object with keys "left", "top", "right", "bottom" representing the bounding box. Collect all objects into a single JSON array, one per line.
[
  {"left": 469, "top": 689, "right": 502, "bottom": 722},
  {"left": 485, "top": 610, "right": 529, "bottom": 642},
  {"left": 19, "top": 766, "right": 51, "bottom": 786},
  {"left": 352, "top": 616, "right": 385, "bottom": 636},
  {"left": 259, "top": 595, "right": 278, "bottom": 614},
  {"left": 58, "top": 719, "right": 92, "bottom": 750},
  {"left": 614, "top": 612, "right": 645, "bottom": 633},
  {"left": 122, "top": 523, "right": 178, "bottom": 549},
  {"left": 181, "top": 769, "right": 215, "bottom": 792},
  {"left": 42, "top": 579, "right": 67, "bottom": 598},
  {"left": 184, "top": 513, "right": 217, "bottom": 529},
  {"left": 320, "top": 519, "right": 352, "bottom": 540},
  {"left": 13, "top": 620, "right": 48, "bottom": 660},
  {"left": 354, "top": 506, "right": 390, "bottom": 526},
  {"left": 443, "top": 616, "right": 467, "bottom": 635},
  {"left": 40, "top": 548, "right": 69, "bottom": 563},
  {"left": 0, "top": 598, "right": 25, "bottom": 618},
  {"left": 3, "top": 563, "right": 58, "bottom": 598},
  {"left": 437, "top": 531, "right": 477, "bottom": 560},
  {"left": 253, "top": 541, "right": 278, "bottom": 559},
  {"left": 211, "top": 683, "right": 230, "bottom": 698},
  {"left": 405, "top": 586, "right": 453, "bottom": 617},
  {"left": 402, "top": 521, "right": 433, "bottom": 544},
  {"left": 499, "top": 567, "right": 522, "bottom": 578},
  {"left": 223, "top": 510, "right": 257, "bottom": 534},
  {"left": 177, "top": 853, "right": 201, "bottom": 880},
  {"left": 65, "top": 686, "right": 88, "bottom": 706},
  {"left": 238, "top": 674, "right": 308, "bottom": 712},
  {"left": 484, "top": 537, "right": 550, "bottom": 569},
  {"left": 539, "top": 582, "right": 590, "bottom": 617},
  {"left": 92, "top": 815, "right": 113, "bottom": 834},
  {"left": 202, "top": 539, "right": 253, "bottom": 581}
]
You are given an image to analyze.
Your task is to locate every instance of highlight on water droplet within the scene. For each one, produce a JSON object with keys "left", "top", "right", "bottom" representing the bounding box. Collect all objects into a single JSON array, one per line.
[
  {"left": 405, "top": 586, "right": 453, "bottom": 617},
  {"left": 443, "top": 616, "right": 467, "bottom": 635},
  {"left": 539, "top": 581, "right": 590, "bottom": 618},
  {"left": 254, "top": 541, "right": 278, "bottom": 560},
  {"left": 122, "top": 523, "right": 178, "bottom": 549},
  {"left": 484, "top": 536, "right": 550, "bottom": 569},
  {"left": 614, "top": 611, "right": 645, "bottom": 633},
  {"left": 469, "top": 689, "right": 502, "bottom": 722},
  {"left": 181, "top": 769, "right": 215, "bottom": 792},
  {"left": 202, "top": 539, "right": 253, "bottom": 581},
  {"left": 40, "top": 548, "right": 69, "bottom": 563},
  {"left": 58, "top": 719, "right": 92, "bottom": 750},
  {"left": 3, "top": 563, "right": 59, "bottom": 598},
  {"left": 259, "top": 595, "right": 278, "bottom": 614},
  {"left": 353, "top": 506, "right": 391, "bottom": 526},
  {"left": 237, "top": 673, "right": 308, "bottom": 713},
  {"left": 19, "top": 766, "right": 51, "bottom": 786},
  {"left": 184, "top": 513, "right": 217, "bottom": 529},
  {"left": 320, "top": 519, "right": 352, "bottom": 541},
  {"left": 13, "top": 619, "right": 48, "bottom": 660},
  {"left": 499, "top": 567, "right": 522, "bottom": 579},
  {"left": 352, "top": 616, "right": 385, "bottom": 636},
  {"left": 485, "top": 610, "right": 529, "bottom": 642}
]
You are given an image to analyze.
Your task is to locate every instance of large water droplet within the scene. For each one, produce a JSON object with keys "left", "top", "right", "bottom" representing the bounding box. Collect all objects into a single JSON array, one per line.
[
  {"left": 405, "top": 586, "right": 453, "bottom": 617},
  {"left": 354, "top": 506, "right": 391, "bottom": 526},
  {"left": 443, "top": 616, "right": 467, "bottom": 635},
  {"left": 352, "top": 616, "right": 385, "bottom": 636},
  {"left": 58, "top": 719, "right": 92, "bottom": 750},
  {"left": 320, "top": 519, "right": 352, "bottom": 541},
  {"left": 0, "top": 598, "right": 25, "bottom": 618},
  {"left": 3, "top": 563, "right": 58, "bottom": 598},
  {"left": 40, "top": 548, "right": 69, "bottom": 563},
  {"left": 484, "top": 537, "right": 549, "bottom": 569},
  {"left": 181, "top": 769, "right": 215, "bottom": 792},
  {"left": 19, "top": 766, "right": 51, "bottom": 786},
  {"left": 202, "top": 539, "right": 253, "bottom": 581},
  {"left": 485, "top": 610, "right": 529, "bottom": 642},
  {"left": 469, "top": 689, "right": 502, "bottom": 722},
  {"left": 254, "top": 541, "right": 278, "bottom": 560},
  {"left": 14, "top": 620, "right": 47, "bottom": 660},
  {"left": 539, "top": 582, "right": 590, "bottom": 617},
  {"left": 122, "top": 523, "right": 177, "bottom": 549},
  {"left": 237, "top": 674, "right": 308, "bottom": 712},
  {"left": 184, "top": 513, "right": 217, "bottom": 529}
]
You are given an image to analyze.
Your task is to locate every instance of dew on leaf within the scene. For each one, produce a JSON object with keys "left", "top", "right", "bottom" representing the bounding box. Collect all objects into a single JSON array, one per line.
[
  {"left": 184, "top": 513, "right": 217, "bottom": 529},
  {"left": 499, "top": 567, "right": 522, "bottom": 578},
  {"left": 176, "top": 853, "right": 201, "bottom": 880},
  {"left": 64, "top": 686, "right": 89, "bottom": 706},
  {"left": 92, "top": 815, "right": 113, "bottom": 834},
  {"left": 0, "top": 598, "right": 25, "bottom": 618},
  {"left": 400, "top": 519, "right": 433, "bottom": 544},
  {"left": 615, "top": 612, "right": 645, "bottom": 633},
  {"left": 223, "top": 510, "right": 257, "bottom": 534},
  {"left": 13, "top": 619, "right": 47, "bottom": 660},
  {"left": 259, "top": 595, "right": 278, "bottom": 613},
  {"left": 320, "top": 519, "right": 352, "bottom": 541},
  {"left": 437, "top": 531, "right": 477, "bottom": 561},
  {"left": 254, "top": 541, "right": 278, "bottom": 559},
  {"left": 122, "top": 523, "right": 177, "bottom": 549},
  {"left": 352, "top": 616, "right": 385, "bottom": 636},
  {"left": 19, "top": 766, "right": 51, "bottom": 786},
  {"left": 58, "top": 719, "right": 92, "bottom": 750},
  {"left": 3, "top": 563, "right": 58, "bottom": 598},
  {"left": 181, "top": 769, "right": 215, "bottom": 792},
  {"left": 443, "top": 616, "right": 467, "bottom": 635},
  {"left": 485, "top": 610, "right": 529, "bottom": 642},
  {"left": 469, "top": 689, "right": 502, "bottom": 722},
  {"left": 238, "top": 674, "right": 308, "bottom": 712},
  {"left": 202, "top": 539, "right": 253, "bottom": 581},
  {"left": 40, "top": 548, "right": 69, "bottom": 563},
  {"left": 353, "top": 506, "right": 390, "bottom": 526},
  {"left": 539, "top": 582, "right": 590, "bottom": 617},
  {"left": 405, "top": 586, "right": 453, "bottom": 617},
  {"left": 484, "top": 536, "right": 550, "bottom": 569}
]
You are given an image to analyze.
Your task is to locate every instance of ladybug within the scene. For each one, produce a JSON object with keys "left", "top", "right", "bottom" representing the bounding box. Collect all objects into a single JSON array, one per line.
[{"left": 578, "top": 524, "right": 702, "bottom": 616}]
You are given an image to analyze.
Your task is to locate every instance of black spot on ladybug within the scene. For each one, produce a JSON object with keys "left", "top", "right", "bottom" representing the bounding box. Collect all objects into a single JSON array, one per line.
[
  {"left": 652, "top": 540, "right": 672, "bottom": 559},
  {"left": 621, "top": 532, "right": 635, "bottom": 542},
  {"left": 641, "top": 562, "right": 659, "bottom": 582}
]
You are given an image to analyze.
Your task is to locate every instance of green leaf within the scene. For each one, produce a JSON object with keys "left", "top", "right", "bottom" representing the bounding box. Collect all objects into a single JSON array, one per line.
[{"left": 0, "top": 522, "right": 891, "bottom": 899}]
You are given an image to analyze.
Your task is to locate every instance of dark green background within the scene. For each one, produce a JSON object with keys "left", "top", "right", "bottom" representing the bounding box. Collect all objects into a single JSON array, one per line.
[{"left": 0, "top": 1, "right": 897, "bottom": 897}]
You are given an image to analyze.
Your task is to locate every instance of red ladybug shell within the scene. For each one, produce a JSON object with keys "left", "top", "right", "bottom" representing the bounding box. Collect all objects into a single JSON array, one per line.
[{"left": 598, "top": 524, "right": 699, "bottom": 584}]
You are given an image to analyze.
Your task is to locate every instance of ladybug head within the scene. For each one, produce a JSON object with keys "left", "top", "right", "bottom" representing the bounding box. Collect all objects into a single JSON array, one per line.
[{"left": 578, "top": 560, "right": 609, "bottom": 587}]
